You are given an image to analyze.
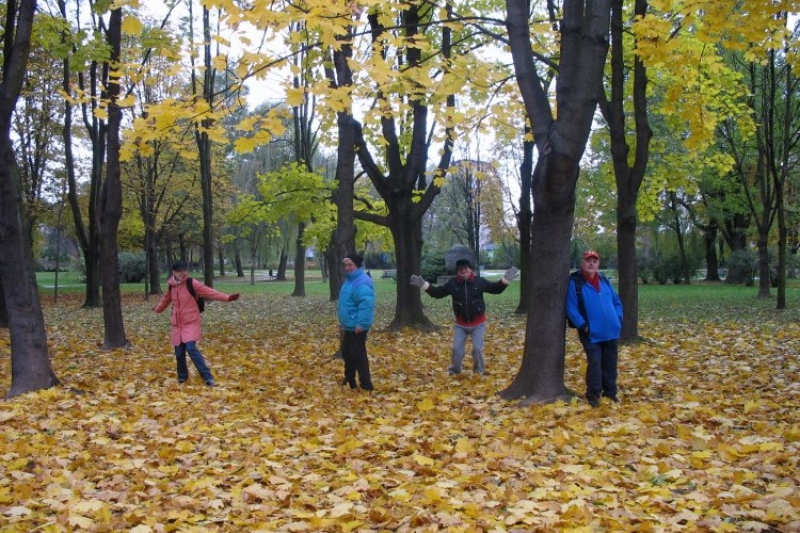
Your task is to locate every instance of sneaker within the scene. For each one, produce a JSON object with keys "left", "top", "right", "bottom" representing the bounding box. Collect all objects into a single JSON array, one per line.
[
  {"left": 448, "top": 367, "right": 462, "bottom": 376},
  {"left": 205, "top": 379, "right": 217, "bottom": 387},
  {"left": 587, "top": 397, "right": 599, "bottom": 408}
]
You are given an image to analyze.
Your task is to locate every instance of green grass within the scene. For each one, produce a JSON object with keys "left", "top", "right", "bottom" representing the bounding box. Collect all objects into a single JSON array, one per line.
[{"left": 36, "top": 270, "right": 800, "bottom": 326}]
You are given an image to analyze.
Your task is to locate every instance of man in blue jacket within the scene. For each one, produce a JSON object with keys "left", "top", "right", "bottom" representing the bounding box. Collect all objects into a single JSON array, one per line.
[
  {"left": 338, "top": 253, "right": 375, "bottom": 390},
  {"left": 566, "top": 250, "right": 624, "bottom": 407}
]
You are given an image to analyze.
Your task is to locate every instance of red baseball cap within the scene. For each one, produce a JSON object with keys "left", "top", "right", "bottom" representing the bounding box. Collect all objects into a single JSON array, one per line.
[{"left": 582, "top": 250, "right": 600, "bottom": 260}]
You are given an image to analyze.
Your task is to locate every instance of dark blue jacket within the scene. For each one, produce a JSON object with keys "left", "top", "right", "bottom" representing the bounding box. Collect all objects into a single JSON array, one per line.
[{"left": 565, "top": 272, "right": 623, "bottom": 343}]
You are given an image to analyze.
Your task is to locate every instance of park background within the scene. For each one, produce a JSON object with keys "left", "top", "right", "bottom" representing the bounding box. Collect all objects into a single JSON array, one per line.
[{"left": 2, "top": 0, "right": 800, "bottom": 531}]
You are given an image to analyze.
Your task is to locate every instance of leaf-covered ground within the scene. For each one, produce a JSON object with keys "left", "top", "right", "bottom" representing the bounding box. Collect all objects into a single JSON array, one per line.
[{"left": 1, "top": 290, "right": 799, "bottom": 533}]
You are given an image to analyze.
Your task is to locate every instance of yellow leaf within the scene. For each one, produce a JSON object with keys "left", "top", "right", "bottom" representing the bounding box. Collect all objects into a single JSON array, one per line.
[
  {"left": 416, "top": 397, "right": 435, "bottom": 411},
  {"left": 68, "top": 515, "right": 95, "bottom": 529},
  {"left": 413, "top": 454, "right": 434, "bottom": 466},
  {"left": 121, "top": 15, "right": 143, "bottom": 35},
  {"left": 175, "top": 440, "right": 194, "bottom": 452}
]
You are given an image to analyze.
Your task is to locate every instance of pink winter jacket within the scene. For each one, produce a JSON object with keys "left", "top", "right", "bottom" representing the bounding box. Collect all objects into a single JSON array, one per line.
[{"left": 154, "top": 275, "right": 233, "bottom": 346}]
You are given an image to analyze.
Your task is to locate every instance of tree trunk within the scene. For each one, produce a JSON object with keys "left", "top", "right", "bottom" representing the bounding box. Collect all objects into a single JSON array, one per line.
[
  {"left": 500, "top": 154, "right": 577, "bottom": 404},
  {"left": 501, "top": 0, "right": 611, "bottom": 404},
  {"left": 217, "top": 242, "right": 225, "bottom": 277},
  {"left": 277, "top": 247, "right": 288, "bottom": 280},
  {"left": 235, "top": 245, "right": 244, "bottom": 277},
  {"left": 617, "top": 193, "right": 639, "bottom": 337},
  {"left": 515, "top": 139, "right": 534, "bottom": 315},
  {"left": 386, "top": 207, "right": 433, "bottom": 330},
  {"left": 292, "top": 221, "right": 307, "bottom": 297},
  {"left": 0, "top": 0, "right": 60, "bottom": 398},
  {"left": 325, "top": 245, "right": 341, "bottom": 302},
  {"left": 146, "top": 228, "right": 161, "bottom": 294},
  {"left": 756, "top": 233, "right": 771, "bottom": 298},
  {"left": 605, "top": 0, "right": 650, "bottom": 341},
  {"left": 98, "top": 8, "right": 128, "bottom": 349},
  {"left": 703, "top": 222, "right": 721, "bottom": 281},
  {"left": 722, "top": 217, "right": 749, "bottom": 283},
  {"left": 0, "top": 283, "right": 7, "bottom": 328}
]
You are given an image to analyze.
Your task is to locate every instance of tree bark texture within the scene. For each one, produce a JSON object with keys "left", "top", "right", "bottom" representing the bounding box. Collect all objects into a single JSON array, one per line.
[
  {"left": 292, "top": 221, "right": 307, "bottom": 297},
  {"left": 502, "top": 0, "right": 611, "bottom": 404},
  {"left": 1, "top": 0, "right": 60, "bottom": 398},
  {"left": 514, "top": 140, "right": 535, "bottom": 315},
  {"left": 98, "top": 8, "right": 128, "bottom": 349},
  {"left": 604, "top": 0, "right": 651, "bottom": 340}
]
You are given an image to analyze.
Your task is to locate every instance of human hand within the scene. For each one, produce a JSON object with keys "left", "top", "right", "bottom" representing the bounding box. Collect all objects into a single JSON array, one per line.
[
  {"left": 580, "top": 324, "right": 589, "bottom": 335},
  {"left": 503, "top": 266, "right": 519, "bottom": 283},
  {"left": 410, "top": 275, "right": 426, "bottom": 288},
  {"left": 228, "top": 293, "right": 240, "bottom": 302}
]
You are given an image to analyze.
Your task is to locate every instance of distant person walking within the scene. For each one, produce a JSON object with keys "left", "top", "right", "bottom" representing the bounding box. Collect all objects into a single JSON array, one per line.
[
  {"left": 337, "top": 253, "right": 375, "bottom": 391},
  {"left": 410, "top": 260, "right": 518, "bottom": 376},
  {"left": 153, "top": 261, "right": 240, "bottom": 386},
  {"left": 565, "top": 250, "right": 623, "bottom": 407}
]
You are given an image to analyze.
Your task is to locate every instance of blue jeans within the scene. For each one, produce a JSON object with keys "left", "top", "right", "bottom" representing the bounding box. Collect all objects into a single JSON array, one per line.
[
  {"left": 450, "top": 322, "right": 487, "bottom": 374},
  {"left": 175, "top": 341, "right": 214, "bottom": 383},
  {"left": 579, "top": 335, "right": 618, "bottom": 402}
]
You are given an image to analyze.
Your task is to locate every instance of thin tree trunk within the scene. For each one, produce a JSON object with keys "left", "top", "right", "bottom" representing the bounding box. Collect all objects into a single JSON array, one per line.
[
  {"left": 98, "top": 7, "right": 128, "bottom": 349},
  {"left": 292, "top": 222, "right": 307, "bottom": 296},
  {"left": 514, "top": 138, "right": 534, "bottom": 315}
]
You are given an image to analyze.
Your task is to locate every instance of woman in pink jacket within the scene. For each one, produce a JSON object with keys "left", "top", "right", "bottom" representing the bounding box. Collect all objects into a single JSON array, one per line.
[{"left": 153, "top": 261, "right": 240, "bottom": 386}]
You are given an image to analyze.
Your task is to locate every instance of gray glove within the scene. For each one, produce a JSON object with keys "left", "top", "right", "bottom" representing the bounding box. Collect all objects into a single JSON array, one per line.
[
  {"left": 503, "top": 266, "right": 519, "bottom": 282},
  {"left": 410, "top": 275, "right": 426, "bottom": 288}
]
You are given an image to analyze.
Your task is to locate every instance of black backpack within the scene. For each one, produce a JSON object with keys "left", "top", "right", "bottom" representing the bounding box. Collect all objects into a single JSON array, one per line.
[{"left": 185, "top": 277, "right": 205, "bottom": 313}]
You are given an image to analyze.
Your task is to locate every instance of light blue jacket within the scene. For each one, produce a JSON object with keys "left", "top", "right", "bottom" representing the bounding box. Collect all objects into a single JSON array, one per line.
[
  {"left": 337, "top": 268, "right": 375, "bottom": 332},
  {"left": 565, "top": 273, "right": 623, "bottom": 343}
]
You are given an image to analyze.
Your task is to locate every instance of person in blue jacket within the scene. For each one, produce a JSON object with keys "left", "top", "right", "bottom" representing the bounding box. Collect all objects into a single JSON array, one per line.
[
  {"left": 337, "top": 253, "right": 375, "bottom": 390},
  {"left": 566, "top": 250, "right": 624, "bottom": 407}
]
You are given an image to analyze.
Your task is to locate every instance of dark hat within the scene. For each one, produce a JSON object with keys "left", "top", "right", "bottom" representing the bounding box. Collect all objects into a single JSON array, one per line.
[
  {"left": 582, "top": 250, "right": 600, "bottom": 260},
  {"left": 344, "top": 253, "right": 363, "bottom": 268},
  {"left": 172, "top": 260, "right": 189, "bottom": 271},
  {"left": 455, "top": 258, "right": 472, "bottom": 269}
]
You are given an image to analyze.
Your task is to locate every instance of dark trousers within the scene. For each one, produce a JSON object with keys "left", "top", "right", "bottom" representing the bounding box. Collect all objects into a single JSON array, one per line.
[
  {"left": 579, "top": 335, "right": 618, "bottom": 402},
  {"left": 175, "top": 341, "right": 213, "bottom": 383},
  {"left": 341, "top": 330, "right": 373, "bottom": 390}
]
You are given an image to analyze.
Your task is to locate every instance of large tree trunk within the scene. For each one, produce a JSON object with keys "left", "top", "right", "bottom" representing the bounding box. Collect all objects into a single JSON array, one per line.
[
  {"left": 386, "top": 207, "right": 432, "bottom": 330},
  {"left": 1, "top": 0, "right": 60, "bottom": 398},
  {"left": 501, "top": 0, "right": 611, "bottom": 404},
  {"left": 1, "top": 141, "right": 59, "bottom": 397},
  {"left": 98, "top": 8, "right": 128, "bottom": 349},
  {"left": 0, "top": 283, "right": 7, "bottom": 327},
  {"left": 500, "top": 154, "right": 578, "bottom": 404}
]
